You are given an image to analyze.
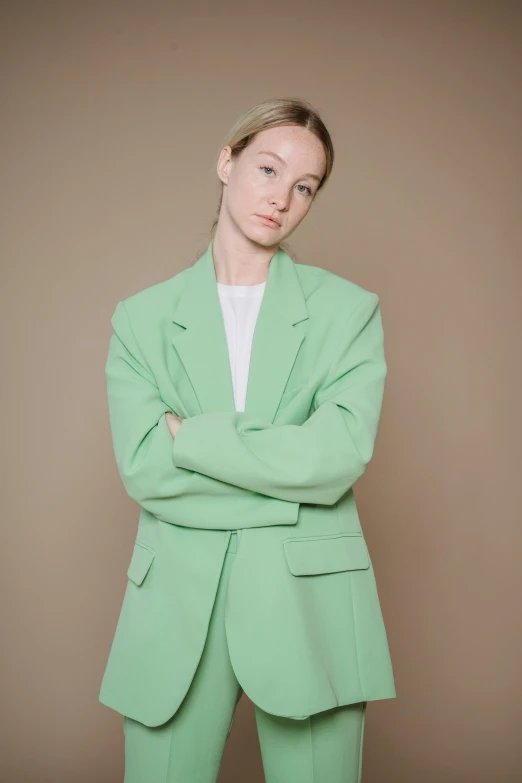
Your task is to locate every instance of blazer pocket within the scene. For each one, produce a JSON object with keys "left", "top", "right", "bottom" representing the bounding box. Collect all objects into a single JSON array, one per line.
[
  {"left": 282, "top": 532, "right": 370, "bottom": 576},
  {"left": 127, "top": 541, "right": 156, "bottom": 586}
]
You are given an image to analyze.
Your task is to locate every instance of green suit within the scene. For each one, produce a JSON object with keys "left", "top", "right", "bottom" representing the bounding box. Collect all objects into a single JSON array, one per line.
[{"left": 99, "top": 240, "right": 396, "bottom": 728}]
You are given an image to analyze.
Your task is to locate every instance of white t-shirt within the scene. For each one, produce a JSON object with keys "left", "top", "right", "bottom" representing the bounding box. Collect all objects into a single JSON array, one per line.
[{"left": 217, "top": 279, "right": 266, "bottom": 533}]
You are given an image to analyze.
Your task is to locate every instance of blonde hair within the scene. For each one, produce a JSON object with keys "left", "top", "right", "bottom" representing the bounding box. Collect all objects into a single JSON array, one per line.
[{"left": 211, "top": 97, "right": 334, "bottom": 250}]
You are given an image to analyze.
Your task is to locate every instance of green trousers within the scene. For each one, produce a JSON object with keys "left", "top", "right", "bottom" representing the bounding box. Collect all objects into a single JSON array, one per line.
[{"left": 123, "top": 531, "right": 367, "bottom": 783}]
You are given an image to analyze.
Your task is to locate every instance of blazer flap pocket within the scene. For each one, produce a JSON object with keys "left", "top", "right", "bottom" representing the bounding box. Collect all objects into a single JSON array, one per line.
[
  {"left": 127, "top": 541, "right": 155, "bottom": 586},
  {"left": 283, "top": 533, "right": 370, "bottom": 576}
]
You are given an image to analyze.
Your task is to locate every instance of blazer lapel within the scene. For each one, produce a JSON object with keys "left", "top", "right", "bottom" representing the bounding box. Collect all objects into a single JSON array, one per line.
[{"left": 171, "top": 239, "right": 309, "bottom": 423}]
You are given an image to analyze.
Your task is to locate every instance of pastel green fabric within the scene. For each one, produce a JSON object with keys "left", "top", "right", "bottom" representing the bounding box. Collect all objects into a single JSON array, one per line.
[
  {"left": 123, "top": 533, "right": 367, "bottom": 783},
  {"left": 99, "top": 240, "right": 397, "bottom": 728}
]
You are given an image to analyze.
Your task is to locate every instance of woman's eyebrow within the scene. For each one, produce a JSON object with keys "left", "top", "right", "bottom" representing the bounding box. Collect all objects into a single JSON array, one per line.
[{"left": 256, "top": 150, "right": 321, "bottom": 182}]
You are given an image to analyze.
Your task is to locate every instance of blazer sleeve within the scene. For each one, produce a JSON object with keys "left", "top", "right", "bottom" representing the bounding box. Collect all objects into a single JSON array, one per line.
[
  {"left": 171, "top": 293, "right": 387, "bottom": 506},
  {"left": 105, "top": 300, "right": 299, "bottom": 530}
]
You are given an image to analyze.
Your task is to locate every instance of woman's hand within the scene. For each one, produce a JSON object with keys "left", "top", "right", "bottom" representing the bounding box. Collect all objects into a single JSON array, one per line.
[{"left": 165, "top": 412, "right": 183, "bottom": 438}]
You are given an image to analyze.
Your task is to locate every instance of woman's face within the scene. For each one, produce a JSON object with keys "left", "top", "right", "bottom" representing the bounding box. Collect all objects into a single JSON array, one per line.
[{"left": 217, "top": 124, "right": 327, "bottom": 247}]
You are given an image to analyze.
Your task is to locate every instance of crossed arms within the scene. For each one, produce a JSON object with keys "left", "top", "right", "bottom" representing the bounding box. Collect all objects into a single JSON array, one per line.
[{"left": 105, "top": 294, "right": 387, "bottom": 530}]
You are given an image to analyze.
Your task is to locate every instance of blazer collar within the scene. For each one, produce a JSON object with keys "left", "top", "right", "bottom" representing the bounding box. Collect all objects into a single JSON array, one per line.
[{"left": 171, "top": 239, "right": 308, "bottom": 423}]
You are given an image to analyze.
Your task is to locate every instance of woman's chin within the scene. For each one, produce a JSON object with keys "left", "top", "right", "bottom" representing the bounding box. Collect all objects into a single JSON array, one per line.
[{"left": 242, "top": 226, "right": 280, "bottom": 248}]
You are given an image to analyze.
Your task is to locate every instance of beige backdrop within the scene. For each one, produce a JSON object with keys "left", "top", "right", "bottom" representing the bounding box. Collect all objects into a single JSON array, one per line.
[{"left": 2, "top": 1, "right": 521, "bottom": 781}]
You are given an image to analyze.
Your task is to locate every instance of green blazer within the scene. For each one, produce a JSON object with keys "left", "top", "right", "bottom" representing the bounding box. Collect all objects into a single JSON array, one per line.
[{"left": 98, "top": 240, "right": 396, "bottom": 727}]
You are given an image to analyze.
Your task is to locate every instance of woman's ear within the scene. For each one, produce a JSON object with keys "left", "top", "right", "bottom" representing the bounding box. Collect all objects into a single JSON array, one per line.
[{"left": 216, "top": 145, "right": 233, "bottom": 186}]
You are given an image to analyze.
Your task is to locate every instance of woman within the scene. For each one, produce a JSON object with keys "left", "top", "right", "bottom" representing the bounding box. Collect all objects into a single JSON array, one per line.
[{"left": 99, "top": 97, "right": 396, "bottom": 783}]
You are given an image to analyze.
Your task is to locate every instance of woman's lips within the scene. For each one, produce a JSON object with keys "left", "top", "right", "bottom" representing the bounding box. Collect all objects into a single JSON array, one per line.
[{"left": 257, "top": 215, "right": 280, "bottom": 228}]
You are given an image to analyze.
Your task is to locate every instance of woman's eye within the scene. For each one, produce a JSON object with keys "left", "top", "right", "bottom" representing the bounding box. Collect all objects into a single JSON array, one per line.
[{"left": 260, "top": 166, "right": 312, "bottom": 196}]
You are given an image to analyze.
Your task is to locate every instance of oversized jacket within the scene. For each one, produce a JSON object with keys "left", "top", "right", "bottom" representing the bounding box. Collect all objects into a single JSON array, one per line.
[{"left": 98, "top": 239, "right": 397, "bottom": 727}]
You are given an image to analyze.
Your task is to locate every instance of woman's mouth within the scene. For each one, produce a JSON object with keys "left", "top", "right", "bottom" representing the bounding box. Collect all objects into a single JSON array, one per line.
[{"left": 257, "top": 215, "right": 280, "bottom": 228}]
